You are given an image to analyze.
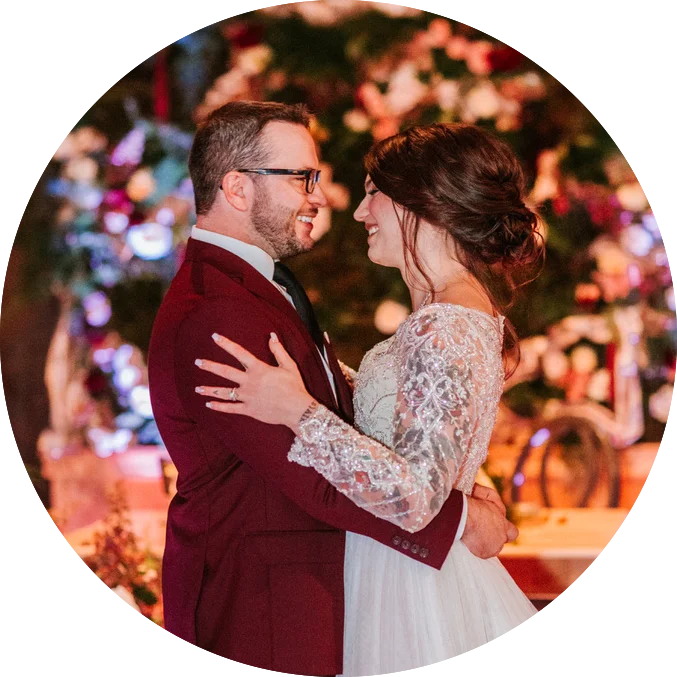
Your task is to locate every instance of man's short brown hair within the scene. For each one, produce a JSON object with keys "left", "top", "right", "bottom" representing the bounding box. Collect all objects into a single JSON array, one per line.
[{"left": 189, "top": 101, "right": 311, "bottom": 215}]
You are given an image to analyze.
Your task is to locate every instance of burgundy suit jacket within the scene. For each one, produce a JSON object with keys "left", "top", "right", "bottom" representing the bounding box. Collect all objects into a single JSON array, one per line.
[{"left": 148, "top": 238, "right": 465, "bottom": 675}]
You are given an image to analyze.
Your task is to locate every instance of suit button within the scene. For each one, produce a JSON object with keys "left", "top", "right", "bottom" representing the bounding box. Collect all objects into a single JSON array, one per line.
[
  {"left": 392, "top": 535, "right": 402, "bottom": 546},
  {"left": 420, "top": 548, "right": 429, "bottom": 559},
  {"left": 401, "top": 540, "right": 410, "bottom": 550},
  {"left": 410, "top": 544, "right": 420, "bottom": 554}
]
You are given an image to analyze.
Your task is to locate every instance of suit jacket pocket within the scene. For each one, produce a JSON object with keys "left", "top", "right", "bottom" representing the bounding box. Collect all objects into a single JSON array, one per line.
[{"left": 244, "top": 530, "right": 345, "bottom": 674}]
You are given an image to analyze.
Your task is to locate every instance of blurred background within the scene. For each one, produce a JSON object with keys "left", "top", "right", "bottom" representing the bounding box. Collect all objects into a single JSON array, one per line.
[{"left": 1, "top": 1, "right": 673, "bottom": 618}]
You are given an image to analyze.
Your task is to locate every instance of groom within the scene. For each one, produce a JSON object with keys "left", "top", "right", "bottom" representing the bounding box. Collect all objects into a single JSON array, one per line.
[{"left": 148, "top": 101, "right": 516, "bottom": 675}]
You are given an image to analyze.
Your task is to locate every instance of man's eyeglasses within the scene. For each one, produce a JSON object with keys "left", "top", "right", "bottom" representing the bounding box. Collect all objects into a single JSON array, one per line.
[{"left": 236, "top": 168, "right": 322, "bottom": 194}]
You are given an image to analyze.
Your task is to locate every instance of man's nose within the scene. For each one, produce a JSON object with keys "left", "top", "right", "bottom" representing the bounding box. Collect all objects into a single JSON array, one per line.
[{"left": 308, "top": 183, "right": 328, "bottom": 208}]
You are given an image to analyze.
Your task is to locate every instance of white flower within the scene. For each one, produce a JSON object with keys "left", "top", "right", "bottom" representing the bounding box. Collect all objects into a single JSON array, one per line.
[
  {"left": 586, "top": 317, "right": 613, "bottom": 344},
  {"left": 649, "top": 384, "right": 674, "bottom": 423},
  {"left": 343, "top": 109, "right": 371, "bottom": 133},
  {"left": 385, "top": 63, "right": 428, "bottom": 116},
  {"left": 586, "top": 368, "right": 611, "bottom": 402},
  {"left": 54, "top": 127, "right": 107, "bottom": 162},
  {"left": 297, "top": 1, "right": 339, "bottom": 25},
  {"left": 620, "top": 224, "right": 654, "bottom": 257},
  {"left": 372, "top": 2, "right": 422, "bottom": 17},
  {"left": 236, "top": 45, "right": 273, "bottom": 75},
  {"left": 570, "top": 345, "right": 598, "bottom": 374},
  {"left": 63, "top": 156, "right": 99, "bottom": 183},
  {"left": 465, "top": 40, "right": 493, "bottom": 75},
  {"left": 542, "top": 350, "right": 569, "bottom": 382},
  {"left": 374, "top": 300, "right": 410, "bottom": 335},
  {"left": 435, "top": 80, "right": 460, "bottom": 111},
  {"left": 465, "top": 81, "right": 502, "bottom": 119},
  {"left": 616, "top": 182, "right": 648, "bottom": 212},
  {"left": 522, "top": 335, "right": 550, "bottom": 357}
]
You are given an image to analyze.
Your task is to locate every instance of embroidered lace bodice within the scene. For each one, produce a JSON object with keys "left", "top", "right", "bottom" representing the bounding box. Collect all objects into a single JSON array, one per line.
[{"left": 289, "top": 303, "right": 505, "bottom": 533}]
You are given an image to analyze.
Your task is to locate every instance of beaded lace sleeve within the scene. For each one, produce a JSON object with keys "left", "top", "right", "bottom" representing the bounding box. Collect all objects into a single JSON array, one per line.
[{"left": 288, "top": 306, "right": 502, "bottom": 533}]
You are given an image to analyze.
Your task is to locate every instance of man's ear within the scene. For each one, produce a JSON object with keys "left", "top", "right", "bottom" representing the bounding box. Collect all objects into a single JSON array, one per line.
[{"left": 221, "top": 171, "right": 251, "bottom": 212}]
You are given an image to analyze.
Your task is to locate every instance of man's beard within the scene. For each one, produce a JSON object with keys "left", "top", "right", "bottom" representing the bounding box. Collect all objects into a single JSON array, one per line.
[{"left": 250, "top": 182, "right": 313, "bottom": 259}]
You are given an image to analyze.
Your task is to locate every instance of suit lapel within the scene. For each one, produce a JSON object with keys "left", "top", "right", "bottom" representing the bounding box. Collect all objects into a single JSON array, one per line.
[
  {"left": 323, "top": 337, "right": 355, "bottom": 423},
  {"left": 187, "top": 238, "right": 338, "bottom": 410}
]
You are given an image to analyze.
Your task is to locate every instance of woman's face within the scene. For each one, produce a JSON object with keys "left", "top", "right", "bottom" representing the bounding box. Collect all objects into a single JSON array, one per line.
[{"left": 353, "top": 176, "right": 406, "bottom": 269}]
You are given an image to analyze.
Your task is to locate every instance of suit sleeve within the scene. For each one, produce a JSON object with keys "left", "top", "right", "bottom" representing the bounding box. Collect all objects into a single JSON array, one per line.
[{"left": 173, "top": 300, "right": 465, "bottom": 569}]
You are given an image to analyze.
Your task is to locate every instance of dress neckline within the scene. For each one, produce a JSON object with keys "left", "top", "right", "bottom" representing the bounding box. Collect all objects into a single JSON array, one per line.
[{"left": 413, "top": 300, "right": 504, "bottom": 323}]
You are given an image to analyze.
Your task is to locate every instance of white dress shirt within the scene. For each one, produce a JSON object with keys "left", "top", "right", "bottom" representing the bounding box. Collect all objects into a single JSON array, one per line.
[{"left": 190, "top": 226, "right": 467, "bottom": 540}]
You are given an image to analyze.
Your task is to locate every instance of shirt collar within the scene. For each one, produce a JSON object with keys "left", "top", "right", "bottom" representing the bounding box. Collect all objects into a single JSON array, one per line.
[{"left": 190, "top": 226, "right": 275, "bottom": 281}]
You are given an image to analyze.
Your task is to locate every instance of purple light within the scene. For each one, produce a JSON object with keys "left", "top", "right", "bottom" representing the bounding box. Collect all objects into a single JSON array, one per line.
[
  {"left": 88, "top": 428, "right": 133, "bottom": 458},
  {"left": 530, "top": 428, "right": 551, "bottom": 447},
  {"left": 126, "top": 222, "right": 173, "bottom": 260},
  {"left": 83, "top": 291, "right": 112, "bottom": 327},
  {"left": 156, "top": 207, "right": 176, "bottom": 227},
  {"left": 130, "top": 385, "right": 153, "bottom": 418},
  {"left": 513, "top": 472, "right": 525, "bottom": 487},
  {"left": 93, "top": 347, "right": 116, "bottom": 370},
  {"left": 104, "top": 211, "right": 129, "bottom": 234},
  {"left": 628, "top": 263, "right": 642, "bottom": 287},
  {"left": 113, "top": 344, "right": 134, "bottom": 370},
  {"left": 110, "top": 127, "right": 145, "bottom": 167},
  {"left": 619, "top": 211, "right": 633, "bottom": 225},
  {"left": 114, "top": 365, "right": 141, "bottom": 392}
]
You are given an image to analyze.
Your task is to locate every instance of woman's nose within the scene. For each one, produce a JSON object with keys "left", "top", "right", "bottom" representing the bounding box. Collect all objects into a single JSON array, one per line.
[{"left": 354, "top": 196, "right": 369, "bottom": 222}]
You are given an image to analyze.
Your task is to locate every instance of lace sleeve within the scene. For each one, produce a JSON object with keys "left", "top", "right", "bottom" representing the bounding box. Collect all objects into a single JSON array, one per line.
[{"left": 288, "top": 306, "right": 500, "bottom": 533}]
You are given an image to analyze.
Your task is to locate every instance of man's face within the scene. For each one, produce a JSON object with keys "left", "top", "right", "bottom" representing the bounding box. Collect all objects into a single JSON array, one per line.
[{"left": 249, "top": 122, "right": 327, "bottom": 259}]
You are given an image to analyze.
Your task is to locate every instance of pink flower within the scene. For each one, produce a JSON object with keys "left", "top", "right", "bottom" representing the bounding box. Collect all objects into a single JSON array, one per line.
[
  {"left": 465, "top": 40, "right": 493, "bottom": 75},
  {"left": 372, "top": 118, "right": 400, "bottom": 141},
  {"left": 357, "top": 82, "right": 388, "bottom": 119},
  {"left": 446, "top": 35, "right": 469, "bottom": 60},
  {"left": 427, "top": 18, "right": 452, "bottom": 47}
]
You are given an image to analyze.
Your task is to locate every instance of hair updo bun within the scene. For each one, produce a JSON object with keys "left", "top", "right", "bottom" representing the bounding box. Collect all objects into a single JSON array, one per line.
[{"left": 475, "top": 205, "right": 543, "bottom": 267}]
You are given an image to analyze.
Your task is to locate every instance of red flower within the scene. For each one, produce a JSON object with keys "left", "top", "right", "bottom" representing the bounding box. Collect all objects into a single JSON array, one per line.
[
  {"left": 488, "top": 46, "right": 524, "bottom": 72},
  {"left": 102, "top": 189, "right": 133, "bottom": 213},
  {"left": 224, "top": 22, "right": 264, "bottom": 48},
  {"left": 586, "top": 198, "right": 616, "bottom": 227},
  {"left": 85, "top": 367, "right": 109, "bottom": 396},
  {"left": 552, "top": 195, "right": 570, "bottom": 216}
]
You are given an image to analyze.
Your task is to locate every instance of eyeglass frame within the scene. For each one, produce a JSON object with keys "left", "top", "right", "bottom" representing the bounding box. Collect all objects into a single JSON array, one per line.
[{"left": 226, "top": 168, "right": 322, "bottom": 194}]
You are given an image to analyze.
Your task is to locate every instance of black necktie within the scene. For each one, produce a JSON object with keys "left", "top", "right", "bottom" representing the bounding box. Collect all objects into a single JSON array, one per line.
[{"left": 273, "top": 261, "right": 324, "bottom": 351}]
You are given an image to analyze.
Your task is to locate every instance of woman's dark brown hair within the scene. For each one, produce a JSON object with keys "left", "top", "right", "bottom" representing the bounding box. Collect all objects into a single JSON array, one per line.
[{"left": 364, "top": 123, "right": 545, "bottom": 377}]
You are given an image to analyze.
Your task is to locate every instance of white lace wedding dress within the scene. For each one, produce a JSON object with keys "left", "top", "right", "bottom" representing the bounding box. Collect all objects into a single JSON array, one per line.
[{"left": 289, "top": 303, "right": 537, "bottom": 675}]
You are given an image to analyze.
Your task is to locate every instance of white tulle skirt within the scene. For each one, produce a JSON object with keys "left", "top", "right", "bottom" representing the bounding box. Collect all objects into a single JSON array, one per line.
[{"left": 341, "top": 532, "right": 537, "bottom": 676}]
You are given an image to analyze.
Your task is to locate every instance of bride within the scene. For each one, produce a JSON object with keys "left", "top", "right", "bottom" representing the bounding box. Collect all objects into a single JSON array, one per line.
[{"left": 195, "top": 123, "right": 544, "bottom": 674}]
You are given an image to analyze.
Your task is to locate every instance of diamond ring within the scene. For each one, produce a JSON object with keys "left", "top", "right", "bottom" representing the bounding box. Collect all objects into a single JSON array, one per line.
[{"left": 229, "top": 387, "right": 238, "bottom": 402}]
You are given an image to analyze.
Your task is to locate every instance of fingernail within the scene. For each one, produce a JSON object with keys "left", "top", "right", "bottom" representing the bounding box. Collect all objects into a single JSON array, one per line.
[
  {"left": 212, "top": 333, "right": 222, "bottom": 342},
  {"left": 195, "top": 386, "right": 204, "bottom": 394},
  {"left": 206, "top": 402, "right": 214, "bottom": 409},
  {"left": 195, "top": 359, "right": 203, "bottom": 367},
  {"left": 270, "top": 332, "right": 279, "bottom": 342}
]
